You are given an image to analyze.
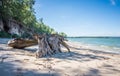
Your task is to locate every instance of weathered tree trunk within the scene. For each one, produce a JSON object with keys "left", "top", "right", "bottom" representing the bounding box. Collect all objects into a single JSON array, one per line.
[
  {"left": 8, "top": 34, "right": 70, "bottom": 57},
  {"left": 35, "top": 34, "right": 53, "bottom": 58},
  {"left": 34, "top": 34, "right": 70, "bottom": 58},
  {"left": 7, "top": 38, "right": 38, "bottom": 49}
]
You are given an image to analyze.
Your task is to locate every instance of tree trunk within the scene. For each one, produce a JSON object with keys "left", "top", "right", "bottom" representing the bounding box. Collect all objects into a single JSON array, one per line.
[
  {"left": 34, "top": 34, "right": 70, "bottom": 58},
  {"left": 7, "top": 38, "right": 38, "bottom": 49},
  {"left": 8, "top": 34, "right": 70, "bottom": 57}
]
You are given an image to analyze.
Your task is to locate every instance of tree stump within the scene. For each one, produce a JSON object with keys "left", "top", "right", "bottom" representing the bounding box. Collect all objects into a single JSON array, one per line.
[
  {"left": 7, "top": 34, "right": 70, "bottom": 58},
  {"left": 33, "top": 34, "right": 70, "bottom": 58}
]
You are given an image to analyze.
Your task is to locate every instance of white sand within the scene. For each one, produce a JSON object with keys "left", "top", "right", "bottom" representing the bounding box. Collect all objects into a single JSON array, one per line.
[{"left": 0, "top": 39, "right": 120, "bottom": 76}]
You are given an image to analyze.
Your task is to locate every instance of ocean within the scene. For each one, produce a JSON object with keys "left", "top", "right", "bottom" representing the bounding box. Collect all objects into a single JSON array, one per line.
[{"left": 67, "top": 37, "right": 120, "bottom": 54}]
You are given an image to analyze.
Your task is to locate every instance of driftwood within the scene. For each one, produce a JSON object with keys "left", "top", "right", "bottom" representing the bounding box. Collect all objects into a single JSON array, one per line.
[
  {"left": 33, "top": 34, "right": 70, "bottom": 58},
  {"left": 7, "top": 34, "right": 70, "bottom": 57},
  {"left": 7, "top": 38, "right": 38, "bottom": 49}
]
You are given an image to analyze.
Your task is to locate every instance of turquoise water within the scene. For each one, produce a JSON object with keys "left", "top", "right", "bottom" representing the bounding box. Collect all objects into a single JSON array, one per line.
[{"left": 67, "top": 37, "right": 120, "bottom": 48}]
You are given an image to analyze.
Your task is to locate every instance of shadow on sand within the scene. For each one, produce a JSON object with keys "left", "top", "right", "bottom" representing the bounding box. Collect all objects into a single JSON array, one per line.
[
  {"left": 1, "top": 40, "right": 120, "bottom": 76},
  {"left": 51, "top": 51, "right": 108, "bottom": 62},
  {"left": 0, "top": 61, "right": 60, "bottom": 76},
  {"left": 70, "top": 45, "right": 119, "bottom": 55}
]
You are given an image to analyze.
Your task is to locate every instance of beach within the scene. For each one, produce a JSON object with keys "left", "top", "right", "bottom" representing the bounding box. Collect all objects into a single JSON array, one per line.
[{"left": 0, "top": 39, "right": 120, "bottom": 76}]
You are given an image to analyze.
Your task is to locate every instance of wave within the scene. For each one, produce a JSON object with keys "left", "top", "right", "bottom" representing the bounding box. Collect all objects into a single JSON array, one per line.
[{"left": 67, "top": 37, "right": 120, "bottom": 54}]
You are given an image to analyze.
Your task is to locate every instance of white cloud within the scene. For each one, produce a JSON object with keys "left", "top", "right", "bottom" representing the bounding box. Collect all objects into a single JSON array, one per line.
[{"left": 110, "top": 0, "right": 116, "bottom": 5}]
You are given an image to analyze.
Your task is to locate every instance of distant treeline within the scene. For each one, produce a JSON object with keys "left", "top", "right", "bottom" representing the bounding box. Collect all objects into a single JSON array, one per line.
[
  {"left": 0, "top": 0, "right": 67, "bottom": 37},
  {"left": 67, "top": 36, "right": 120, "bottom": 38}
]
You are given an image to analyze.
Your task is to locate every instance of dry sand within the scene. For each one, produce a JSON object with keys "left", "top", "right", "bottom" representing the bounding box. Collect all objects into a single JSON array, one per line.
[{"left": 0, "top": 39, "right": 120, "bottom": 76}]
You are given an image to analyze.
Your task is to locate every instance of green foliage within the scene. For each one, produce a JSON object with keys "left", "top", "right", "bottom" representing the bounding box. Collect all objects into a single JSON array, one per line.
[
  {"left": 11, "top": 34, "right": 20, "bottom": 38},
  {"left": 0, "top": 31, "right": 20, "bottom": 38},
  {"left": 59, "top": 32, "right": 67, "bottom": 37},
  {"left": 34, "top": 18, "right": 57, "bottom": 34},
  {"left": 1, "top": 0, "right": 67, "bottom": 38},
  {"left": 1, "top": 0, "right": 36, "bottom": 27},
  {"left": 21, "top": 33, "right": 31, "bottom": 38},
  {"left": 0, "top": 31, "right": 11, "bottom": 38}
]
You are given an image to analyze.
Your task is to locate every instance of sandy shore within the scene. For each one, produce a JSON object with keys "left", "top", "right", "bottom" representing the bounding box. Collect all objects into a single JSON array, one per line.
[{"left": 0, "top": 39, "right": 120, "bottom": 76}]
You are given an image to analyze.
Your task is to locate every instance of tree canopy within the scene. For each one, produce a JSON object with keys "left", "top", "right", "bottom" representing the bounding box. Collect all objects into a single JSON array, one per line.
[{"left": 0, "top": 0, "right": 67, "bottom": 37}]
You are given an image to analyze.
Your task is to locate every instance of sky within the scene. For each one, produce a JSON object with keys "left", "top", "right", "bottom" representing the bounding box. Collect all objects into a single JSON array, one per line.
[{"left": 33, "top": 0, "right": 120, "bottom": 36}]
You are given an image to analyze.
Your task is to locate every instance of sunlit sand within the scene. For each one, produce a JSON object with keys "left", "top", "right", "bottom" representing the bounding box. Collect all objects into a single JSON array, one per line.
[{"left": 0, "top": 39, "right": 120, "bottom": 76}]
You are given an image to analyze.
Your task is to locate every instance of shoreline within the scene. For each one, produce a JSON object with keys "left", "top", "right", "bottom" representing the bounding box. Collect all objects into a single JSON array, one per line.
[
  {"left": 67, "top": 40, "right": 120, "bottom": 54},
  {"left": 0, "top": 39, "right": 120, "bottom": 76},
  {"left": 67, "top": 37, "right": 120, "bottom": 48}
]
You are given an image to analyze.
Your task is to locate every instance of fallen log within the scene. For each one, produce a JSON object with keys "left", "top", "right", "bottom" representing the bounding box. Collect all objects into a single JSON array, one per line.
[
  {"left": 7, "top": 34, "right": 70, "bottom": 58},
  {"left": 7, "top": 38, "right": 38, "bottom": 49}
]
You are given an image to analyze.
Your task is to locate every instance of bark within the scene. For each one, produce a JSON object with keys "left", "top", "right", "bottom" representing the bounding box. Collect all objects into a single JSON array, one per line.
[
  {"left": 7, "top": 38, "right": 38, "bottom": 49},
  {"left": 34, "top": 34, "right": 70, "bottom": 58},
  {"left": 8, "top": 34, "right": 70, "bottom": 57}
]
